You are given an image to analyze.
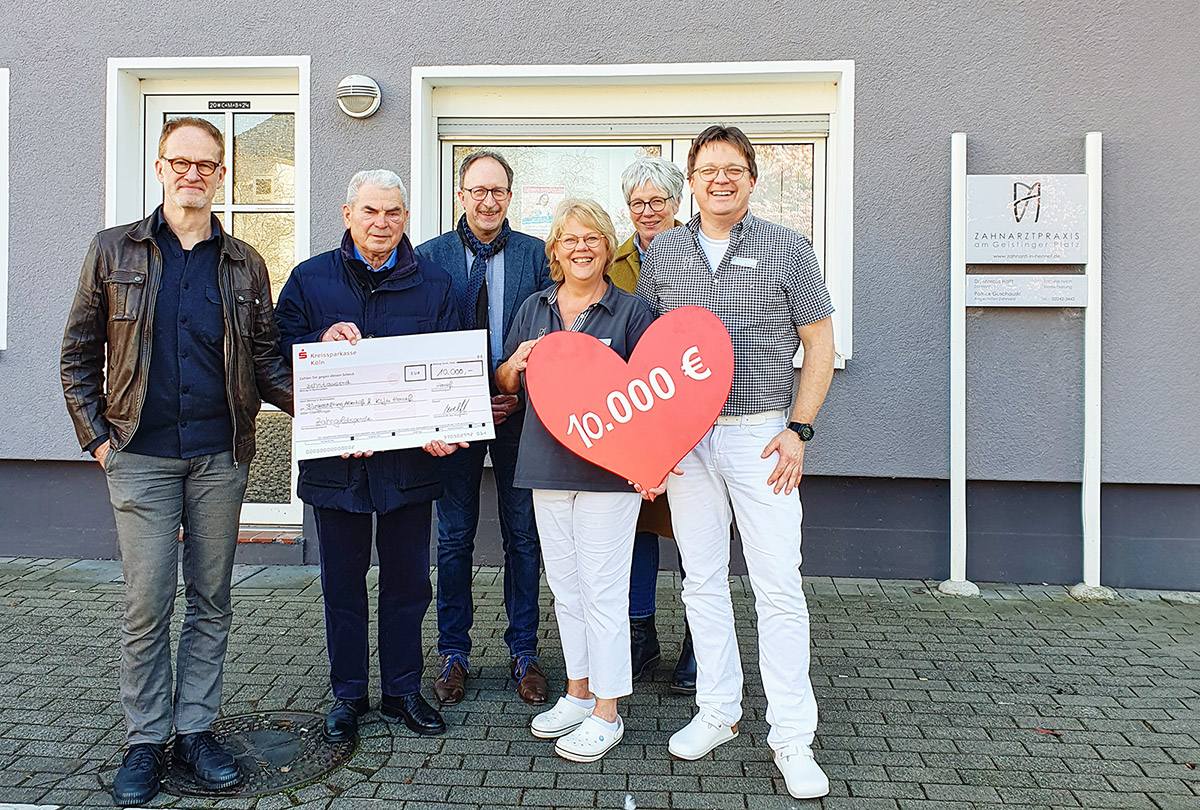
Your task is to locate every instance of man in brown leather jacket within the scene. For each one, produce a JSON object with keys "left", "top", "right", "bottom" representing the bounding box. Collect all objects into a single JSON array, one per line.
[{"left": 60, "top": 117, "right": 292, "bottom": 807}]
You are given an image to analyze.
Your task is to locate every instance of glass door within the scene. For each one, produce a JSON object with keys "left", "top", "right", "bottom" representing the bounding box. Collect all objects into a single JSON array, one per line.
[{"left": 143, "top": 94, "right": 303, "bottom": 525}]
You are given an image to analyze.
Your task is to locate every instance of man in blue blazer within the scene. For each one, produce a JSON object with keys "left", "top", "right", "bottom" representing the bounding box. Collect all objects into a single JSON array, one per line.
[{"left": 415, "top": 151, "right": 552, "bottom": 707}]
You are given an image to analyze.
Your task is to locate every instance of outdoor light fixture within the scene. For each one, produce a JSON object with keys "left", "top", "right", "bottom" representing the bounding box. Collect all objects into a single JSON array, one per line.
[{"left": 336, "top": 75, "right": 381, "bottom": 118}]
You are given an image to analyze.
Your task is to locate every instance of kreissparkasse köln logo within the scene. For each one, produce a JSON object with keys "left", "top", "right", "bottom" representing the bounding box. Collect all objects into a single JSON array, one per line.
[
  {"left": 1012, "top": 181, "right": 1041, "bottom": 223},
  {"left": 298, "top": 349, "right": 307, "bottom": 359}
]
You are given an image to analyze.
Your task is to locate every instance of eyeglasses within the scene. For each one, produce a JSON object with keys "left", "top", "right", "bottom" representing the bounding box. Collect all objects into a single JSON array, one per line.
[
  {"left": 691, "top": 165, "right": 750, "bottom": 182},
  {"left": 462, "top": 186, "right": 512, "bottom": 201},
  {"left": 162, "top": 157, "right": 222, "bottom": 177},
  {"left": 557, "top": 234, "right": 604, "bottom": 250},
  {"left": 628, "top": 197, "right": 671, "bottom": 214}
]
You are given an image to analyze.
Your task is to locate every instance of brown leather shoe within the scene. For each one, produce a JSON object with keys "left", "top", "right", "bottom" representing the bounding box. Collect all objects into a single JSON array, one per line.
[
  {"left": 432, "top": 654, "right": 469, "bottom": 706},
  {"left": 511, "top": 656, "right": 548, "bottom": 705}
]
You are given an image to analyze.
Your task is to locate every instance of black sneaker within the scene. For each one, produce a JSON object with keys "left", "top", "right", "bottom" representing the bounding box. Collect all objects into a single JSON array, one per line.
[
  {"left": 173, "top": 730, "right": 244, "bottom": 790},
  {"left": 111, "top": 743, "right": 166, "bottom": 807}
]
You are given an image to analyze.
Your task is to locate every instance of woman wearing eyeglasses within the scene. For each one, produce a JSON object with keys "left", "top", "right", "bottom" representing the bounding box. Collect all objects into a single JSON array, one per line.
[
  {"left": 609, "top": 158, "right": 697, "bottom": 695},
  {"left": 495, "top": 199, "right": 656, "bottom": 762}
]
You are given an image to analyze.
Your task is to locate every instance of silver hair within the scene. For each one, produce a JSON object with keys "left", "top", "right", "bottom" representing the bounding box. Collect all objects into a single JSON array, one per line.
[
  {"left": 345, "top": 169, "right": 408, "bottom": 208},
  {"left": 620, "top": 157, "right": 685, "bottom": 204}
]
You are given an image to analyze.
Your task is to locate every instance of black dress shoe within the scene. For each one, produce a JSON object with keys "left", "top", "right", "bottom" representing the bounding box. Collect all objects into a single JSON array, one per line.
[
  {"left": 380, "top": 692, "right": 446, "bottom": 736},
  {"left": 670, "top": 623, "right": 698, "bottom": 695},
  {"left": 630, "top": 615, "right": 662, "bottom": 681},
  {"left": 324, "top": 695, "right": 370, "bottom": 743},
  {"left": 173, "top": 730, "right": 244, "bottom": 791},
  {"left": 111, "top": 742, "right": 166, "bottom": 806}
]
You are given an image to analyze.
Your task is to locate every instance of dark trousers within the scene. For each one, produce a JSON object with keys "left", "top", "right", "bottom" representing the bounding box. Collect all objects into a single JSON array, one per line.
[
  {"left": 629, "top": 531, "right": 687, "bottom": 618},
  {"left": 105, "top": 449, "right": 247, "bottom": 744},
  {"left": 314, "top": 503, "right": 432, "bottom": 699},
  {"left": 435, "top": 416, "right": 541, "bottom": 658}
]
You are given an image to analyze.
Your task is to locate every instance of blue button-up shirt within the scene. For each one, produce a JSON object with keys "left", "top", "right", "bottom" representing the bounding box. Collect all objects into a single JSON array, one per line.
[
  {"left": 464, "top": 245, "right": 505, "bottom": 369},
  {"left": 353, "top": 243, "right": 398, "bottom": 272},
  {"left": 124, "top": 209, "right": 232, "bottom": 458}
]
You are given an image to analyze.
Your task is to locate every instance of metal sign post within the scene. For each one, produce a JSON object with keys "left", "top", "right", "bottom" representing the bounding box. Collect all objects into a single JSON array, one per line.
[
  {"left": 943, "top": 133, "right": 975, "bottom": 596},
  {"left": 1071, "top": 132, "right": 1113, "bottom": 600},
  {"left": 942, "top": 132, "right": 1111, "bottom": 599}
]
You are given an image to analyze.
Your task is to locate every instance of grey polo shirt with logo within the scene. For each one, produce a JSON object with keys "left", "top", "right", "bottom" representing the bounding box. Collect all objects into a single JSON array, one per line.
[
  {"left": 503, "top": 279, "right": 655, "bottom": 492},
  {"left": 635, "top": 210, "right": 834, "bottom": 417}
]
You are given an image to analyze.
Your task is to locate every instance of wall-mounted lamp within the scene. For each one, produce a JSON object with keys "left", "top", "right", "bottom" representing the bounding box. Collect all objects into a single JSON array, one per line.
[{"left": 336, "top": 75, "right": 381, "bottom": 118}]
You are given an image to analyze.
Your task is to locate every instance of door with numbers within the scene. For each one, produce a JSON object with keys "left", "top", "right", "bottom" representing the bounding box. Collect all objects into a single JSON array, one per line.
[{"left": 144, "top": 94, "right": 304, "bottom": 525}]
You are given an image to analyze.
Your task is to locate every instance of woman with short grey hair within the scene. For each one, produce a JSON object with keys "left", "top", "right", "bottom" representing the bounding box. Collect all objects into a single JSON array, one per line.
[{"left": 610, "top": 157, "right": 696, "bottom": 695}]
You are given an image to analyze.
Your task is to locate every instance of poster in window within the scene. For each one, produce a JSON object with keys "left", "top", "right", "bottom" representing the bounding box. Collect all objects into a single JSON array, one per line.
[{"left": 521, "top": 185, "right": 565, "bottom": 238}]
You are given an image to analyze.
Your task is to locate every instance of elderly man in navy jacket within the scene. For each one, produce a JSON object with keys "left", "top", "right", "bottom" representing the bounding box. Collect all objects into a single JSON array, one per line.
[
  {"left": 415, "top": 151, "right": 551, "bottom": 707},
  {"left": 275, "top": 170, "right": 460, "bottom": 743}
]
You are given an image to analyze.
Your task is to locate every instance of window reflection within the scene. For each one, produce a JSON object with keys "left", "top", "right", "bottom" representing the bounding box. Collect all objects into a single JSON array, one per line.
[
  {"left": 232, "top": 213, "right": 295, "bottom": 299},
  {"left": 451, "top": 145, "right": 662, "bottom": 243},
  {"left": 749, "top": 144, "right": 815, "bottom": 242},
  {"left": 233, "top": 113, "right": 296, "bottom": 205}
]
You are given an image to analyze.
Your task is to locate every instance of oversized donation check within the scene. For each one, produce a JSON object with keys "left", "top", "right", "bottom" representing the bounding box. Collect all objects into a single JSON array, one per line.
[{"left": 292, "top": 330, "right": 496, "bottom": 461}]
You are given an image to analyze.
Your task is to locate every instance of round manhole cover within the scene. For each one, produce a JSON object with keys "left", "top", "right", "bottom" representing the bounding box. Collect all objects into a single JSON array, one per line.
[{"left": 99, "top": 711, "right": 355, "bottom": 797}]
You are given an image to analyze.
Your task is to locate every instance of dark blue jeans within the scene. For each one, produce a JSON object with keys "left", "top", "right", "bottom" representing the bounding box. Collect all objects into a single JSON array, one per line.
[
  {"left": 629, "top": 531, "right": 689, "bottom": 618},
  {"left": 314, "top": 503, "right": 432, "bottom": 699},
  {"left": 435, "top": 416, "right": 540, "bottom": 659},
  {"left": 629, "top": 531, "right": 660, "bottom": 618}
]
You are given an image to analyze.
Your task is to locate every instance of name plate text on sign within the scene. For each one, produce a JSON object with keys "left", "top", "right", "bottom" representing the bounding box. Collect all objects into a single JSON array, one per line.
[
  {"left": 966, "top": 275, "right": 1088, "bottom": 307},
  {"left": 966, "top": 174, "right": 1089, "bottom": 264}
]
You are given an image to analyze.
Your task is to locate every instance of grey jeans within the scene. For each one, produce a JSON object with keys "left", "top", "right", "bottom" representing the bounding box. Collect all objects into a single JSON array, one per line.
[{"left": 105, "top": 449, "right": 249, "bottom": 745}]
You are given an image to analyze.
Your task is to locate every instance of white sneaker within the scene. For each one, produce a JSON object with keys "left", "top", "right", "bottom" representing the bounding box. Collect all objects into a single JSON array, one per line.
[
  {"left": 554, "top": 714, "right": 623, "bottom": 762},
  {"left": 667, "top": 712, "right": 739, "bottom": 760},
  {"left": 530, "top": 696, "right": 592, "bottom": 739},
  {"left": 775, "top": 744, "right": 829, "bottom": 799}
]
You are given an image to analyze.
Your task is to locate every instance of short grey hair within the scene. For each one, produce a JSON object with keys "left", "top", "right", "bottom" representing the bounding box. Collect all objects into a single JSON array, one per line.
[
  {"left": 621, "top": 158, "right": 685, "bottom": 204},
  {"left": 458, "top": 150, "right": 514, "bottom": 188},
  {"left": 345, "top": 169, "right": 408, "bottom": 208}
]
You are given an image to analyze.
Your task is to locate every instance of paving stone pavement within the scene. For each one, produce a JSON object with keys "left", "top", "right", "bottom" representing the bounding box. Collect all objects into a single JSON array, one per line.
[{"left": 0, "top": 557, "right": 1197, "bottom": 809}]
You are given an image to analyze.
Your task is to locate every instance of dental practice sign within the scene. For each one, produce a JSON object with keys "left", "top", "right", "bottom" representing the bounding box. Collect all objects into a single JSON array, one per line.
[{"left": 966, "top": 174, "right": 1089, "bottom": 264}]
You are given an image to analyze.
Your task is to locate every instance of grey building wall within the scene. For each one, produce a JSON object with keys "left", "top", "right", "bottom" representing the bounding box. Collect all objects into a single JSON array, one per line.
[{"left": 1, "top": 4, "right": 1197, "bottom": 496}]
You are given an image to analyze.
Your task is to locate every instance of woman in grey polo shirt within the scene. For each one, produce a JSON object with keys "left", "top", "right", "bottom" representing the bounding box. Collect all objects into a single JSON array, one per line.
[{"left": 496, "top": 198, "right": 655, "bottom": 762}]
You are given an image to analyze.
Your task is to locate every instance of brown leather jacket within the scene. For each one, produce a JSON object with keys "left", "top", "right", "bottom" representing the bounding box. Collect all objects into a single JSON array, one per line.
[{"left": 60, "top": 212, "right": 294, "bottom": 463}]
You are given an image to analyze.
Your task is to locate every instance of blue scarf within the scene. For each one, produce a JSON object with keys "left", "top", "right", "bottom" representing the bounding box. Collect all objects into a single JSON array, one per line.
[{"left": 456, "top": 214, "right": 511, "bottom": 329}]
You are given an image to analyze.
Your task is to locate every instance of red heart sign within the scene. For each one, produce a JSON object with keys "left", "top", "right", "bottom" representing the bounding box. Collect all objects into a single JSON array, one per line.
[{"left": 525, "top": 305, "right": 734, "bottom": 491}]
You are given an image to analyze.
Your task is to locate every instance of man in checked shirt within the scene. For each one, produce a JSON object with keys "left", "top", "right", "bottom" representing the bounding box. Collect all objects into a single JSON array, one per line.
[{"left": 635, "top": 125, "right": 836, "bottom": 800}]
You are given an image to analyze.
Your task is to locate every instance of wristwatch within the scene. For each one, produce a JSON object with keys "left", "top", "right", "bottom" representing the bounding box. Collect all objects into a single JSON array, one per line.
[{"left": 787, "top": 422, "right": 815, "bottom": 441}]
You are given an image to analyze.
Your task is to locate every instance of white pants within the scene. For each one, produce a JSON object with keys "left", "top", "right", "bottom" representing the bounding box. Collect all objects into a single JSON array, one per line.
[
  {"left": 667, "top": 417, "right": 818, "bottom": 750},
  {"left": 533, "top": 489, "right": 641, "bottom": 700}
]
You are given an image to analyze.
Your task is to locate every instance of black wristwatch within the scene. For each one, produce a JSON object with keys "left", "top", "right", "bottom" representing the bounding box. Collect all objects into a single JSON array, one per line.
[{"left": 787, "top": 422, "right": 815, "bottom": 441}]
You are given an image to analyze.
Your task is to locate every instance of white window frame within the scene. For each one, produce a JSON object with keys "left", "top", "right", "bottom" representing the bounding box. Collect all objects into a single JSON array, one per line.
[
  {"left": 0, "top": 68, "right": 9, "bottom": 351},
  {"left": 411, "top": 61, "right": 855, "bottom": 363},
  {"left": 105, "top": 56, "right": 311, "bottom": 525}
]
